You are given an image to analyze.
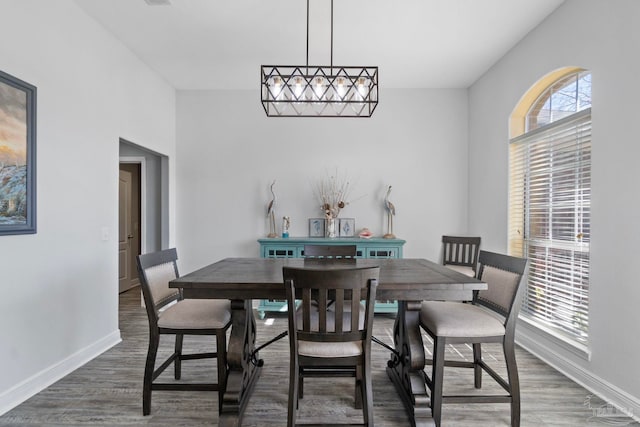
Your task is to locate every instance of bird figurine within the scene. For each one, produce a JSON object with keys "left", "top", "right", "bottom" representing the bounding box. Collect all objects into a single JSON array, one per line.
[
  {"left": 383, "top": 185, "right": 396, "bottom": 239},
  {"left": 266, "top": 180, "right": 277, "bottom": 237}
]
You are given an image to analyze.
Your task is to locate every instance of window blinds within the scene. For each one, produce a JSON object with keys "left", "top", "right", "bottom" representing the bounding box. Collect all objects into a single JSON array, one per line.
[{"left": 509, "top": 108, "right": 591, "bottom": 344}]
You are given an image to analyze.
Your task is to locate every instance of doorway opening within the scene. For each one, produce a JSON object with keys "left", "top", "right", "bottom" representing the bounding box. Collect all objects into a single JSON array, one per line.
[
  {"left": 119, "top": 162, "right": 141, "bottom": 293},
  {"left": 119, "top": 138, "right": 169, "bottom": 301}
]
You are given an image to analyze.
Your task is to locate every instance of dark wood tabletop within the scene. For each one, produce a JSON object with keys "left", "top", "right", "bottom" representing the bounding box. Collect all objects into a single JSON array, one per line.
[{"left": 171, "top": 257, "right": 486, "bottom": 301}]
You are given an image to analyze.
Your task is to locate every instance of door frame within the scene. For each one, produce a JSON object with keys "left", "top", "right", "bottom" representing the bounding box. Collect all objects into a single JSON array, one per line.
[{"left": 119, "top": 156, "right": 146, "bottom": 254}]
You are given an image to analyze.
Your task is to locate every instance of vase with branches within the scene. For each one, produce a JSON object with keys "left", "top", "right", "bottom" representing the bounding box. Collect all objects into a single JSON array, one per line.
[{"left": 315, "top": 170, "right": 352, "bottom": 238}]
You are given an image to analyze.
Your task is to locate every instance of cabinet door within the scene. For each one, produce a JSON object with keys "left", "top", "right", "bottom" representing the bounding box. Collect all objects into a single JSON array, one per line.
[
  {"left": 365, "top": 247, "right": 400, "bottom": 259},
  {"left": 263, "top": 245, "right": 301, "bottom": 258}
]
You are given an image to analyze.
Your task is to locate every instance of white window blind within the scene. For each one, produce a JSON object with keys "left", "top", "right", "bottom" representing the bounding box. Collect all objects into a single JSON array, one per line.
[{"left": 509, "top": 108, "right": 591, "bottom": 344}]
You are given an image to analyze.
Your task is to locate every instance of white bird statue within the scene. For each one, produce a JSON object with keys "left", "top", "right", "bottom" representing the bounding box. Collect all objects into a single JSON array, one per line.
[
  {"left": 266, "top": 180, "right": 277, "bottom": 237},
  {"left": 383, "top": 185, "right": 396, "bottom": 239}
]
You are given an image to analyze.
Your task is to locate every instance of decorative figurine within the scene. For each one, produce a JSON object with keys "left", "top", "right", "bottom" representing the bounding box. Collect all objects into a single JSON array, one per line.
[
  {"left": 383, "top": 185, "right": 396, "bottom": 239},
  {"left": 266, "top": 180, "right": 277, "bottom": 238},
  {"left": 282, "top": 216, "right": 290, "bottom": 238}
]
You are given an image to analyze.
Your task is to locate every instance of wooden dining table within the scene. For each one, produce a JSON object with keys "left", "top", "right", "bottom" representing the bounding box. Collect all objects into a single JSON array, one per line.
[{"left": 170, "top": 257, "right": 486, "bottom": 427}]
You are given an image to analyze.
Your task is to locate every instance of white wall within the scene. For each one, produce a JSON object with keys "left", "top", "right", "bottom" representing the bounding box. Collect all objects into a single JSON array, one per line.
[
  {"left": 0, "top": 0, "right": 176, "bottom": 413},
  {"left": 175, "top": 89, "right": 469, "bottom": 273},
  {"left": 469, "top": 0, "right": 640, "bottom": 415}
]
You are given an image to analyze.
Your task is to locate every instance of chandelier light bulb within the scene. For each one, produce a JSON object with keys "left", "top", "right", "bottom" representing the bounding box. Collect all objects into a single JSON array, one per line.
[
  {"left": 336, "top": 77, "right": 346, "bottom": 99},
  {"left": 294, "top": 76, "right": 304, "bottom": 99},
  {"left": 271, "top": 76, "right": 283, "bottom": 99},
  {"left": 357, "top": 77, "right": 368, "bottom": 98},
  {"left": 314, "top": 76, "right": 325, "bottom": 99}
]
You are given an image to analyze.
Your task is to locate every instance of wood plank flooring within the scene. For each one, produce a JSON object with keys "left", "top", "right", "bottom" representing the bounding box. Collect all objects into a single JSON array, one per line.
[{"left": 0, "top": 288, "right": 636, "bottom": 426}]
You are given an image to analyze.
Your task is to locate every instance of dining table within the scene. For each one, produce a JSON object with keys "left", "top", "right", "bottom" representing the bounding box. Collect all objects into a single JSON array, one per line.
[{"left": 170, "top": 257, "right": 486, "bottom": 427}]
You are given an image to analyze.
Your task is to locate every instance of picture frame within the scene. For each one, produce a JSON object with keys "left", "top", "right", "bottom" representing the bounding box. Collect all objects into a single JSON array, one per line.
[
  {"left": 308, "top": 218, "right": 325, "bottom": 237},
  {"left": 339, "top": 218, "right": 355, "bottom": 237},
  {"left": 0, "top": 70, "right": 36, "bottom": 235}
]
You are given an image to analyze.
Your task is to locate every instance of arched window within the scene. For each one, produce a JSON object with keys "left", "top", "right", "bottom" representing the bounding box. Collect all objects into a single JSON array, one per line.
[
  {"left": 509, "top": 68, "right": 591, "bottom": 347},
  {"left": 526, "top": 71, "right": 591, "bottom": 132}
]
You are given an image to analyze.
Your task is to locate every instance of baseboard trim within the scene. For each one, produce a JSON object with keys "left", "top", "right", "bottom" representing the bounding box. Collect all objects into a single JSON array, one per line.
[
  {"left": 516, "top": 328, "right": 640, "bottom": 423},
  {"left": 0, "top": 329, "right": 122, "bottom": 416}
]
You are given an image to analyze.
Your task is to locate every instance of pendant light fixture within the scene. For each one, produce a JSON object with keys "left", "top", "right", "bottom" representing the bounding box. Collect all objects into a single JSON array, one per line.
[{"left": 261, "top": 0, "right": 378, "bottom": 117}]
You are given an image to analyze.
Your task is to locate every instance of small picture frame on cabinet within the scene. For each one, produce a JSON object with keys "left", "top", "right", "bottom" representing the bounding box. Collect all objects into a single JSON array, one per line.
[
  {"left": 339, "top": 218, "right": 355, "bottom": 237},
  {"left": 308, "top": 218, "right": 325, "bottom": 237}
]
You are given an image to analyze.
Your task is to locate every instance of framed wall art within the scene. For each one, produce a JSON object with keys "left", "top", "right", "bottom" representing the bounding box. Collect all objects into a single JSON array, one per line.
[
  {"left": 0, "top": 70, "right": 36, "bottom": 235},
  {"left": 308, "top": 218, "right": 325, "bottom": 237},
  {"left": 339, "top": 218, "right": 355, "bottom": 237}
]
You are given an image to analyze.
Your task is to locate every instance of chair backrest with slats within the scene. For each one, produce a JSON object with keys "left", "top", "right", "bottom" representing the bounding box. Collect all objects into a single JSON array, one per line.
[
  {"left": 303, "top": 244, "right": 357, "bottom": 259},
  {"left": 283, "top": 266, "right": 378, "bottom": 346},
  {"left": 475, "top": 250, "right": 528, "bottom": 323},
  {"left": 442, "top": 235, "right": 481, "bottom": 275},
  {"left": 136, "top": 248, "right": 181, "bottom": 325}
]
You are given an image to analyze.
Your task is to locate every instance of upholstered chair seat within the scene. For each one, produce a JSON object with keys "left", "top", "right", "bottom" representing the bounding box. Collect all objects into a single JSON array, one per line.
[
  {"left": 298, "top": 340, "right": 363, "bottom": 358},
  {"left": 420, "top": 301, "right": 505, "bottom": 337},
  {"left": 442, "top": 264, "right": 476, "bottom": 277},
  {"left": 158, "top": 299, "right": 231, "bottom": 330}
]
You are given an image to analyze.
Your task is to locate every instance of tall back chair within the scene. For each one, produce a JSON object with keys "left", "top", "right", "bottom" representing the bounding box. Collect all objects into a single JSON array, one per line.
[
  {"left": 441, "top": 235, "right": 481, "bottom": 277},
  {"left": 249, "top": 246, "right": 359, "bottom": 360},
  {"left": 283, "top": 266, "right": 379, "bottom": 427},
  {"left": 303, "top": 244, "right": 357, "bottom": 258},
  {"left": 420, "top": 250, "right": 527, "bottom": 427},
  {"left": 136, "top": 248, "right": 231, "bottom": 415}
]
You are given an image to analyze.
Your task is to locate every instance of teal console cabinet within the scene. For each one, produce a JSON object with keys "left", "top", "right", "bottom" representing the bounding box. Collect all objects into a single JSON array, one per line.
[{"left": 257, "top": 237, "right": 406, "bottom": 317}]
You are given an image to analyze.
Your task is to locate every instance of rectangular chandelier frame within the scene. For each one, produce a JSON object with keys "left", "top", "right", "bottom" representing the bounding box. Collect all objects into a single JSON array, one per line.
[{"left": 261, "top": 65, "right": 378, "bottom": 117}]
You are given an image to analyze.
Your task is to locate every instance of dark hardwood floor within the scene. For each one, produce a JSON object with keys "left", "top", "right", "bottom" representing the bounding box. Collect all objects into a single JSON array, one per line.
[{"left": 0, "top": 288, "right": 636, "bottom": 426}]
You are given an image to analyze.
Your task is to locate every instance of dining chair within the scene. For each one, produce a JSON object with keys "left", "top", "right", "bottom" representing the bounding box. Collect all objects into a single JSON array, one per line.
[
  {"left": 420, "top": 250, "right": 527, "bottom": 427},
  {"left": 441, "top": 235, "right": 481, "bottom": 277},
  {"left": 136, "top": 248, "right": 231, "bottom": 416},
  {"left": 303, "top": 244, "right": 357, "bottom": 258},
  {"left": 283, "top": 265, "right": 379, "bottom": 427},
  {"left": 250, "top": 246, "right": 360, "bottom": 364}
]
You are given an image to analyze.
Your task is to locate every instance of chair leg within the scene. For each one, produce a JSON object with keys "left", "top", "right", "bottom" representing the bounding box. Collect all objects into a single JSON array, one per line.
[
  {"left": 143, "top": 332, "right": 159, "bottom": 416},
  {"left": 298, "top": 369, "right": 304, "bottom": 400},
  {"left": 355, "top": 364, "right": 363, "bottom": 409},
  {"left": 174, "top": 333, "right": 184, "bottom": 380},
  {"left": 504, "top": 339, "right": 521, "bottom": 427},
  {"left": 288, "top": 357, "right": 299, "bottom": 427},
  {"left": 431, "top": 337, "right": 445, "bottom": 427},
  {"left": 362, "top": 360, "right": 374, "bottom": 427},
  {"left": 216, "top": 330, "right": 228, "bottom": 412},
  {"left": 473, "top": 343, "right": 482, "bottom": 389}
]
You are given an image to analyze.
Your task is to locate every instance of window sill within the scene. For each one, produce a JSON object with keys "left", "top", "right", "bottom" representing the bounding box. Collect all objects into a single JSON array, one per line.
[{"left": 517, "top": 314, "right": 591, "bottom": 361}]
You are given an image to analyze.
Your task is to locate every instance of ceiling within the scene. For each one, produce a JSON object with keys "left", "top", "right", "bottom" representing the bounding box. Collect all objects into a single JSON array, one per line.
[{"left": 73, "top": 0, "right": 564, "bottom": 90}]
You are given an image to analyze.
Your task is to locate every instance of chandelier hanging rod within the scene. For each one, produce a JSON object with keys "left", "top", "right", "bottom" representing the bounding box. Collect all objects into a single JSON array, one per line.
[
  {"left": 306, "top": 0, "right": 334, "bottom": 74},
  {"left": 330, "top": 0, "right": 333, "bottom": 72}
]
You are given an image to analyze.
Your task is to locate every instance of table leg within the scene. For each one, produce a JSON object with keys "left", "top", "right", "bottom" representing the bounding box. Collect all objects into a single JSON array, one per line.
[
  {"left": 386, "top": 300, "right": 435, "bottom": 427},
  {"left": 219, "top": 299, "right": 261, "bottom": 427}
]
